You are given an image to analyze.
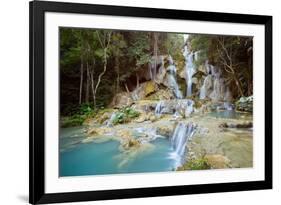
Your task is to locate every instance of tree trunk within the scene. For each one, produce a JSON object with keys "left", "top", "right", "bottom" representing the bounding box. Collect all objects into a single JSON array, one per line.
[
  {"left": 90, "top": 71, "right": 96, "bottom": 108},
  {"left": 115, "top": 56, "right": 120, "bottom": 93},
  {"left": 93, "top": 48, "right": 108, "bottom": 108},
  {"left": 90, "top": 60, "right": 96, "bottom": 108},
  {"left": 79, "top": 56, "right": 84, "bottom": 105},
  {"left": 153, "top": 33, "right": 158, "bottom": 81},
  {"left": 136, "top": 73, "right": 139, "bottom": 89},
  {"left": 93, "top": 31, "right": 112, "bottom": 108},
  {"left": 124, "top": 83, "right": 130, "bottom": 93},
  {"left": 233, "top": 74, "right": 244, "bottom": 97},
  {"left": 85, "top": 60, "right": 90, "bottom": 103}
]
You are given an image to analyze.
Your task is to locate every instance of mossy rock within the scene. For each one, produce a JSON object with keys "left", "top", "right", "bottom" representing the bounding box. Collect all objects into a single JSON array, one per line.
[
  {"left": 144, "top": 81, "right": 158, "bottom": 96},
  {"left": 156, "top": 123, "right": 176, "bottom": 137}
]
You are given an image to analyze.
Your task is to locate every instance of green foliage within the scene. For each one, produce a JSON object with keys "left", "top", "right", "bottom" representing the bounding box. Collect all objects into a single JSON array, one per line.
[
  {"left": 189, "top": 35, "right": 212, "bottom": 51},
  {"left": 163, "top": 33, "right": 185, "bottom": 70},
  {"left": 110, "top": 32, "right": 127, "bottom": 56},
  {"left": 128, "top": 32, "right": 151, "bottom": 68},
  {"left": 189, "top": 34, "right": 212, "bottom": 67},
  {"left": 164, "top": 33, "right": 184, "bottom": 55},
  {"left": 111, "top": 107, "right": 140, "bottom": 125},
  {"left": 60, "top": 103, "right": 96, "bottom": 127},
  {"left": 61, "top": 103, "right": 94, "bottom": 116},
  {"left": 79, "top": 103, "right": 94, "bottom": 116},
  {"left": 178, "top": 157, "right": 211, "bottom": 171},
  {"left": 60, "top": 115, "right": 87, "bottom": 128}
]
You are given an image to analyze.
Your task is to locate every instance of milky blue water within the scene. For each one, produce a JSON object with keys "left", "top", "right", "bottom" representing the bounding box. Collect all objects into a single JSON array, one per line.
[
  {"left": 60, "top": 127, "right": 176, "bottom": 177},
  {"left": 208, "top": 110, "right": 249, "bottom": 119}
]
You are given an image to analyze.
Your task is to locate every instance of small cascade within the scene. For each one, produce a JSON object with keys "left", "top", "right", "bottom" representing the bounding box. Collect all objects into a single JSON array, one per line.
[
  {"left": 154, "top": 99, "right": 194, "bottom": 118},
  {"left": 199, "top": 61, "right": 229, "bottom": 102},
  {"left": 223, "top": 102, "right": 234, "bottom": 111},
  {"left": 155, "top": 100, "right": 164, "bottom": 117},
  {"left": 200, "top": 62, "right": 214, "bottom": 100},
  {"left": 171, "top": 122, "right": 196, "bottom": 167},
  {"left": 166, "top": 55, "right": 183, "bottom": 99},
  {"left": 106, "top": 113, "right": 117, "bottom": 127},
  {"left": 149, "top": 55, "right": 165, "bottom": 81},
  {"left": 210, "top": 76, "right": 222, "bottom": 101},
  {"left": 199, "top": 76, "right": 208, "bottom": 99},
  {"left": 174, "top": 99, "right": 194, "bottom": 118},
  {"left": 134, "top": 127, "right": 164, "bottom": 144},
  {"left": 183, "top": 45, "right": 196, "bottom": 97},
  {"left": 224, "top": 87, "right": 233, "bottom": 102}
]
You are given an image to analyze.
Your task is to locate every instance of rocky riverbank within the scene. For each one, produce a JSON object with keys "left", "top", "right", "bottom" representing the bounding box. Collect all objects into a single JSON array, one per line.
[{"left": 80, "top": 97, "right": 253, "bottom": 170}]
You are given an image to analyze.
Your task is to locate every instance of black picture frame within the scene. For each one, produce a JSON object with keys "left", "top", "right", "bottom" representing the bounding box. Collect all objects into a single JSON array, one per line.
[{"left": 29, "top": 0, "right": 272, "bottom": 204}]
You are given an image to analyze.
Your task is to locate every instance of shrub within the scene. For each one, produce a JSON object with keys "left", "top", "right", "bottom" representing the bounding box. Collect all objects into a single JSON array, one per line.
[
  {"left": 111, "top": 107, "right": 140, "bottom": 125},
  {"left": 178, "top": 157, "right": 211, "bottom": 171},
  {"left": 60, "top": 115, "right": 86, "bottom": 128},
  {"left": 60, "top": 104, "right": 96, "bottom": 127}
]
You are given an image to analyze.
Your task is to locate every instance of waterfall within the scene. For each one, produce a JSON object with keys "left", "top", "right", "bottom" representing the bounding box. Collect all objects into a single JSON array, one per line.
[
  {"left": 199, "top": 74, "right": 212, "bottom": 100},
  {"left": 155, "top": 100, "right": 164, "bottom": 117},
  {"left": 171, "top": 122, "right": 196, "bottom": 167},
  {"left": 210, "top": 76, "right": 225, "bottom": 102},
  {"left": 106, "top": 112, "right": 117, "bottom": 127},
  {"left": 166, "top": 55, "right": 183, "bottom": 99},
  {"left": 174, "top": 99, "right": 194, "bottom": 118},
  {"left": 199, "top": 77, "right": 207, "bottom": 99},
  {"left": 224, "top": 87, "right": 233, "bottom": 102},
  {"left": 183, "top": 45, "right": 196, "bottom": 97},
  {"left": 199, "top": 61, "right": 227, "bottom": 101}
]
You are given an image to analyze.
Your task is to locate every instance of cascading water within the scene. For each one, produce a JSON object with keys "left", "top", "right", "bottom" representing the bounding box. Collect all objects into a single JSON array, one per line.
[
  {"left": 183, "top": 45, "right": 196, "bottom": 97},
  {"left": 174, "top": 99, "right": 194, "bottom": 118},
  {"left": 199, "top": 61, "right": 234, "bottom": 112},
  {"left": 155, "top": 100, "right": 164, "bottom": 117},
  {"left": 155, "top": 99, "right": 194, "bottom": 118},
  {"left": 170, "top": 122, "right": 196, "bottom": 167},
  {"left": 166, "top": 55, "right": 183, "bottom": 99},
  {"left": 199, "top": 61, "right": 225, "bottom": 101},
  {"left": 199, "top": 77, "right": 208, "bottom": 99},
  {"left": 106, "top": 112, "right": 117, "bottom": 127},
  {"left": 134, "top": 127, "right": 164, "bottom": 144}
]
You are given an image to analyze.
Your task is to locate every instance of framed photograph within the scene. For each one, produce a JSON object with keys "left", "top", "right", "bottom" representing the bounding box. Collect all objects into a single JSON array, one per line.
[{"left": 29, "top": 0, "right": 272, "bottom": 204}]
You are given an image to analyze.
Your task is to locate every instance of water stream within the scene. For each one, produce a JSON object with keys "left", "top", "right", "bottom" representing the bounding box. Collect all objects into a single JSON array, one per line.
[
  {"left": 166, "top": 56, "right": 183, "bottom": 99},
  {"left": 60, "top": 127, "right": 178, "bottom": 176},
  {"left": 170, "top": 123, "right": 196, "bottom": 167},
  {"left": 183, "top": 45, "right": 196, "bottom": 97}
]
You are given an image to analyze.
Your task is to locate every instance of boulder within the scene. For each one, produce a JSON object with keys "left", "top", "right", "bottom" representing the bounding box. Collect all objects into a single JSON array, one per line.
[
  {"left": 145, "top": 88, "right": 174, "bottom": 100},
  {"left": 87, "top": 127, "right": 112, "bottom": 136},
  {"left": 122, "top": 138, "right": 141, "bottom": 150},
  {"left": 156, "top": 123, "right": 176, "bottom": 137},
  {"left": 131, "top": 81, "right": 159, "bottom": 100},
  {"left": 149, "top": 115, "right": 157, "bottom": 122},
  {"left": 110, "top": 92, "right": 133, "bottom": 108},
  {"left": 131, "top": 100, "right": 158, "bottom": 112},
  {"left": 205, "top": 154, "right": 231, "bottom": 169},
  {"left": 134, "top": 114, "right": 148, "bottom": 123}
]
